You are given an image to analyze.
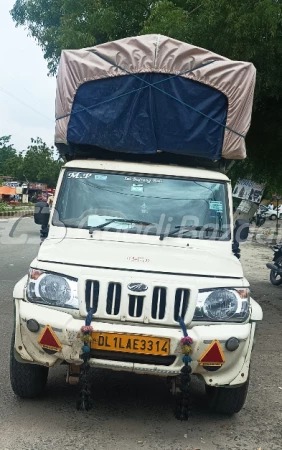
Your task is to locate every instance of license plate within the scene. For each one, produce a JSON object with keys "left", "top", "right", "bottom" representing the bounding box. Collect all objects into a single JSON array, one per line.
[{"left": 91, "top": 332, "right": 170, "bottom": 356}]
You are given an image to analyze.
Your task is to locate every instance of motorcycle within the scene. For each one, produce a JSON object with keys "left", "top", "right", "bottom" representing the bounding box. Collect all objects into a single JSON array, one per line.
[
  {"left": 250, "top": 211, "right": 266, "bottom": 227},
  {"left": 255, "top": 211, "right": 266, "bottom": 227},
  {"left": 266, "top": 243, "right": 282, "bottom": 285}
]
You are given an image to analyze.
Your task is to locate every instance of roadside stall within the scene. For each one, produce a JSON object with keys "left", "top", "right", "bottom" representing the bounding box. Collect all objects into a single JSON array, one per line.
[{"left": 0, "top": 186, "right": 17, "bottom": 203}]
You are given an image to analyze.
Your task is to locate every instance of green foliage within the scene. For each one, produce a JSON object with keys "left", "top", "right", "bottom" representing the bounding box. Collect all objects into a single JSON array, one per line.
[
  {"left": 0, "top": 136, "right": 17, "bottom": 176},
  {"left": 141, "top": 1, "right": 190, "bottom": 40},
  {"left": 0, "top": 202, "right": 8, "bottom": 212},
  {"left": 10, "top": 1, "right": 202, "bottom": 74},
  {"left": 10, "top": 0, "right": 282, "bottom": 189},
  {"left": 10, "top": 0, "right": 156, "bottom": 74},
  {"left": 20, "top": 137, "right": 63, "bottom": 187},
  {"left": 184, "top": 0, "right": 282, "bottom": 190},
  {"left": 0, "top": 136, "right": 63, "bottom": 187}
]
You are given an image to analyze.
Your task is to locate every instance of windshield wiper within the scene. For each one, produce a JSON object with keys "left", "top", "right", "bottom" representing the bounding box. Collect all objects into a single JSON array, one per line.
[
  {"left": 88, "top": 218, "right": 153, "bottom": 234},
  {"left": 159, "top": 225, "right": 215, "bottom": 240}
]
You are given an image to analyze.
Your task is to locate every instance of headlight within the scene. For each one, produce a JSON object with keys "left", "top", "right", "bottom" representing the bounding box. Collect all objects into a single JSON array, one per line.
[
  {"left": 26, "top": 269, "right": 78, "bottom": 309},
  {"left": 193, "top": 288, "right": 250, "bottom": 322}
]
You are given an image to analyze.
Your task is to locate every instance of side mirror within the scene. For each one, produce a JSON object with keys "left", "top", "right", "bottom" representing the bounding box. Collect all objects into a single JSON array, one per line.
[
  {"left": 34, "top": 201, "right": 50, "bottom": 226},
  {"left": 234, "top": 219, "right": 249, "bottom": 243}
]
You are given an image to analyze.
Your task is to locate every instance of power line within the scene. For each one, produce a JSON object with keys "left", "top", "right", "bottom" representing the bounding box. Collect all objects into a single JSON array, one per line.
[
  {"left": 9, "top": 75, "right": 41, "bottom": 100},
  {"left": 0, "top": 86, "right": 54, "bottom": 122}
]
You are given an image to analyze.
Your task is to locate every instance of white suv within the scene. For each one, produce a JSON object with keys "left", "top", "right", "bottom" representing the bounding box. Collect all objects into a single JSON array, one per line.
[{"left": 265, "top": 207, "right": 282, "bottom": 220}]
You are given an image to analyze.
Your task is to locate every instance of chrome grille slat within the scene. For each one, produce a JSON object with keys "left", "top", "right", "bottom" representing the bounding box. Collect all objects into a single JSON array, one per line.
[
  {"left": 133, "top": 296, "right": 138, "bottom": 317},
  {"left": 174, "top": 288, "right": 189, "bottom": 321},
  {"left": 152, "top": 287, "right": 166, "bottom": 320},
  {"left": 111, "top": 283, "right": 116, "bottom": 315},
  {"left": 179, "top": 289, "right": 184, "bottom": 317},
  {"left": 129, "top": 295, "right": 144, "bottom": 318},
  {"left": 106, "top": 282, "right": 121, "bottom": 316},
  {"left": 90, "top": 282, "right": 94, "bottom": 308},
  {"left": 85, "top": 280, "right": 99, "bottom": 313},
  {"left": 156, "top": 288, "right": 161, "bottom": 319}
]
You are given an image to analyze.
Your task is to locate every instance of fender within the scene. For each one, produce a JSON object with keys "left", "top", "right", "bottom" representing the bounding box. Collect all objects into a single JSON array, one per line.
[
  {"left": 13, "top": 275, "right": 28, "bottom": 299},
  {"left": 250, "top": 297, "right": 263, "bottom": 321}
]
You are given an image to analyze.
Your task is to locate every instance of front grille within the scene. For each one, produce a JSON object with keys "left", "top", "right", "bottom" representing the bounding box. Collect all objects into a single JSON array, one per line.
[
  {"left": 174, "top": 288, "right": 189, "bottom": 321},
  {"left": 129, "top": 295, "right": 144, "bottom": 318},
  {"left": 152, "top": 287, "right": 166, "bottom": 320},
  {"left": 85, "top": 278, "right": 191, "bottom": 324},
  {"left": 106, "top": 282, "right": 121, "bottom": 315},
  {"left": 85, "top": 280, "right": 99, "bottom": 313},
  {"left": 91, "top": 349, "right": 176, "bottom": 366}
]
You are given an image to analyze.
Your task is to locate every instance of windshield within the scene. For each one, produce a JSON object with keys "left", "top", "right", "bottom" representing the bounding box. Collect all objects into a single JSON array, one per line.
[{"left": 53, "top": 170, "right": 230, "bottom": 240}]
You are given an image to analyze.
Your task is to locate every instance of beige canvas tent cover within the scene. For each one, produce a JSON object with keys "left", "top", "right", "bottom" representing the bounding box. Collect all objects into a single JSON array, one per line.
[{"left": 55, "top": 34, "right": 256, "bottom": 160}]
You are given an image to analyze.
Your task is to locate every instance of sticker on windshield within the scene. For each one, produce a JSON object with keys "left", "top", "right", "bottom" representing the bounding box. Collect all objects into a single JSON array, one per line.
[
  {"left": 124, "top": 176, "right": 162, "bottom": 184},
  {"left": 95, "top": 175, "right": 108, "bottom": 180},
  {"left": 68, "top": 172, "right": 92, "bottom": 179},
  {"left": 209, "top": 201, "right": 223, "bottom": 212},
  {"left": 131, "top": 184, "right": 144, "bottom": 193}
]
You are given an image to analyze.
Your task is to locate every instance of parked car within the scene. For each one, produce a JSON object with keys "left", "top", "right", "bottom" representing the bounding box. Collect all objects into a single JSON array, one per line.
[{"left": 265, "top": 206, "right": 282, "bottom": 220}]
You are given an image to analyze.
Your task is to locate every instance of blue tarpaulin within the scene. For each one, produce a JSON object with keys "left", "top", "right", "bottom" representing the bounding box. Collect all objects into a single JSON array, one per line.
[{"left": 67, "top": 73, "right": 228, "bottom": 161}]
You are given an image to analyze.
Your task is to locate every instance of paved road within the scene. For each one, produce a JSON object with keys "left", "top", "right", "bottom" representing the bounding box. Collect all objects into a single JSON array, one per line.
[{"left": 0, "top": 218, "right": 281, "bottom": 450}]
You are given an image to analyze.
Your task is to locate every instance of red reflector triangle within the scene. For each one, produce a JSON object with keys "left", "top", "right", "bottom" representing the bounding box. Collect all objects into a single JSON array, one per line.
[
  {"left": 38, "top": 325, "right": 62, "bottom": 352},
  {"left": 198, "top": 340, "right": 225, "bottom": 366}
]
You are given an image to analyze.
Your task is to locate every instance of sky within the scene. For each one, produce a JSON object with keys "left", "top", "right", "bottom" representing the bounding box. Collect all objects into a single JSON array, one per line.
[{"left": 0, "top": 0, "right": 57, "bottom": 151}]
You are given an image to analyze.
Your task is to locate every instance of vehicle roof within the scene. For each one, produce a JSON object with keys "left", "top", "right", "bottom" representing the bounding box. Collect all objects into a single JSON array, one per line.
[{"left": 63, "top": 159, "right": 230, "bottom": 182}]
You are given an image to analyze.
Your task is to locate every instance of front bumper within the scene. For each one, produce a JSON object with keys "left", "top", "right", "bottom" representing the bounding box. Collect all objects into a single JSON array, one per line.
[{"left": 14, "top": 300, "right": 256, "bottom": 387}]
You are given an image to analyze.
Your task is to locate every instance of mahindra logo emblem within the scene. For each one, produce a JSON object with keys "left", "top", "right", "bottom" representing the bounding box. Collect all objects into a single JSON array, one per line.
[{"left": 127, "top": 283, "right": 148, "bottom": 292}]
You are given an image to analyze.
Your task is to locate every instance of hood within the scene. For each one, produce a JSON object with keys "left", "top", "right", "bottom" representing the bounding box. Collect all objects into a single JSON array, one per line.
[{"left": 37, "top": 237, "right": 243, "bottom": 279}]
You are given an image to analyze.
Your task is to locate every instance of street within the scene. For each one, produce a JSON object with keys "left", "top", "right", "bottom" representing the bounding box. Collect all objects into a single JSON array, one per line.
[{"left": 0, "top": 218, "right": 281, "bottom": 450}]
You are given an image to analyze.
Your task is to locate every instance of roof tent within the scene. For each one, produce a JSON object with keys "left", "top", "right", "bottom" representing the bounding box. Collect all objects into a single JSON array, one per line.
[{"left": 55, "top": 35, "right": 256, "bottom": 162}]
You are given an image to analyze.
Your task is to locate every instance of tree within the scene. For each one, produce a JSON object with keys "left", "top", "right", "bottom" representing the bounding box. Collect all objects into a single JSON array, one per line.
[
  {"left": 0, "top": 136, "right": 17, "bottom": 176},
  {"left": 20, "top": 137, "right": 63, "bottom": 187},
  {"left": 10, "top": 0, "right": 282, "bottom": 189},
  {"left": 3, "top": 153, "right": 24, "bottom": 182},
  {"left": 10, "top": 0, "right": 157, "bottom": 74},
  {"left": 180, "top": 0, "right": 282, "bottom": 192},
  {"left": 141, "top": 1, "right": 192, "bottom": 41},
  {"left": 0, "top": 137, "right": 63, "bottom": 187}
]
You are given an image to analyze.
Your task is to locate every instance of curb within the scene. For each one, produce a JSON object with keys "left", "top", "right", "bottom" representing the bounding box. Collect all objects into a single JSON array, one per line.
[{"left": 0, "top": 209, "right": 34, "bottom": 217}]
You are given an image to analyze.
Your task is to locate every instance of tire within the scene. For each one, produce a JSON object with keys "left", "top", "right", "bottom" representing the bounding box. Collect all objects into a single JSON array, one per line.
[
  {"left": 10, "top": 333, "right": 49, "bottom": 398},
  {"left": 206, "top": 378, "right": 249, "bottom": 414},
  {"left": 270, "top": 214, "right": 276, "bottom": 220},
  {"left": 270, "top": 256, "right": 282, "bottom": 285}
]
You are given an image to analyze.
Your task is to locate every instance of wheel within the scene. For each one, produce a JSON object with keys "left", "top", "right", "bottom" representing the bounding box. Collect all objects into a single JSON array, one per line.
[
  {"left": 206, "top": 378, "right": 249, "bottom": 414},
  {"left": 270, "top": 256, "right": 282, "bottom": 285},
  {"left": 10, "top": 332, "right": 49, "bottom": 398},
  {"left": 270, "top": 214, "right": 277, "bottom": 220}
]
